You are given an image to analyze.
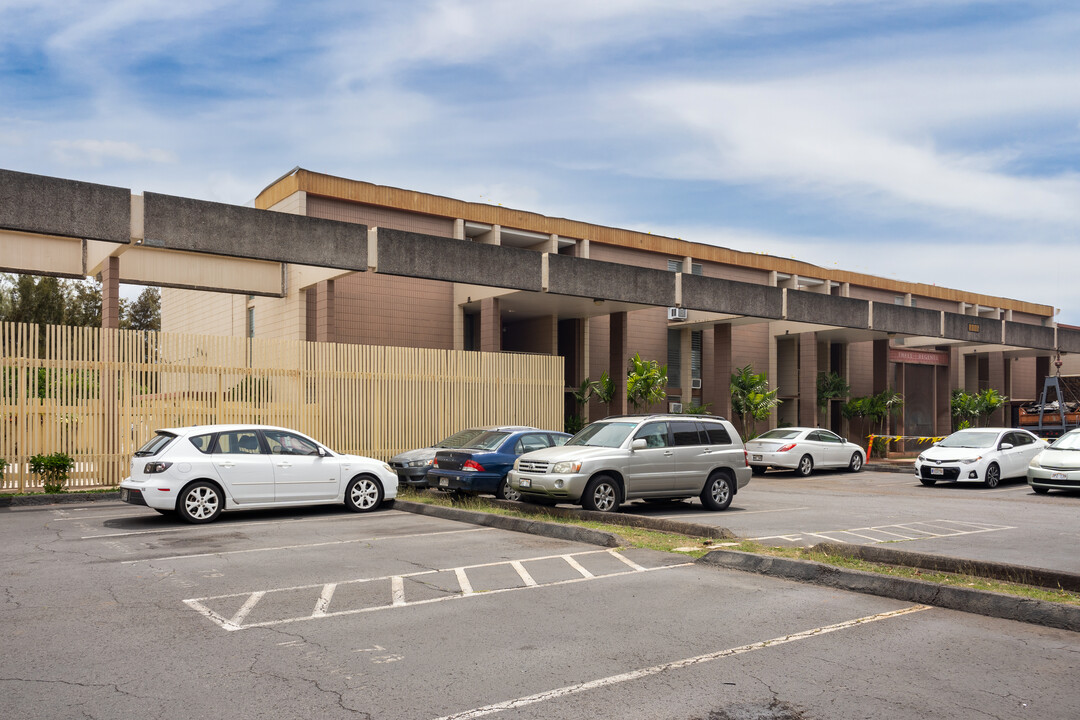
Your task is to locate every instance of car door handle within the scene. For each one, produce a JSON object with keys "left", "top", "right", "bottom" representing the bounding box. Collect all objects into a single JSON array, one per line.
[
  {"left": 219, "top": 461, "right": 235, "bottom": 468},
  {"left": 277, "top": 462, "right": 292, "bottom": 469},
  {"left": 664, "top": 451, "right": 674, "bottom": 456}
]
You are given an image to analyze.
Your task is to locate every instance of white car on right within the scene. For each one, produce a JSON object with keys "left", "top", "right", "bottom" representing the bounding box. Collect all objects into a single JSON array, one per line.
[
  {"left": 915, "top": 427, "right": 1047, "bottom": 489},
  {"left": 1027, "top": 428, "right": 1080, "bottom": 494}
]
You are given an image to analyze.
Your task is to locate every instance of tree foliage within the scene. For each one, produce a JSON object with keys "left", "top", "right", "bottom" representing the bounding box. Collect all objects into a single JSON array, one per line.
[
  {"left": 951, "top": 388, "right": 1008, "bottom": 429},
  {"left": 0, "top": 274, "right": 160, "bottom": 332},
  {"left": 626, "top": 353, "right": 668, "bottom": 413},
  {"left": 730, "top": 364, "right": 780, "bottom": 439}
]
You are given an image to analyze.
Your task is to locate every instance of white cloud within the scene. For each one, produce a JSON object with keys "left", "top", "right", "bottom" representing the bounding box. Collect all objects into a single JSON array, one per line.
[{"left": 51, "top": 139, "right": 176, "bottom": 167}]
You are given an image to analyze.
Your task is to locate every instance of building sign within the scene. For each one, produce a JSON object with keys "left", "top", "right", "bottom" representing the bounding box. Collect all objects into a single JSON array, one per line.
[
  {"left": 889, "top": 348, "right": 949, "bottom": 366},
  {"left": 968, "top": 323, "right": 981, "bottom": 333}
]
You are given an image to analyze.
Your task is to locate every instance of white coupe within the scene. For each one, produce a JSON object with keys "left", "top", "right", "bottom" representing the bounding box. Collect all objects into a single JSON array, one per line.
[{"left": 119, "top": 424, "right": 398, "bottom": 523}]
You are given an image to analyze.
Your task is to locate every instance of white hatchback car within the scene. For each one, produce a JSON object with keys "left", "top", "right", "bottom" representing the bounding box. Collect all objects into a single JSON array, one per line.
[
  {"left": 744, "top": 427, "right": 866, "bottom": 476},
  {"left": 119, "top": 425, "right": 398, "bottom": 523},
  {"left": 915, "top": 427, "right": 1047, "bottom": 488}
]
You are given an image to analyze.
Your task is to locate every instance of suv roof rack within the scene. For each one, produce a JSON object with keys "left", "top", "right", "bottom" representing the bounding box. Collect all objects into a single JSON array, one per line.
[{"left": 599, "top": 413, "right": 729, "bottom": 422}]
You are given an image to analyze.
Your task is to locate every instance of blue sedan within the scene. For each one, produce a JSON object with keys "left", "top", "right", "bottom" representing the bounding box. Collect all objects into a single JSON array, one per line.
[{"left": 427, "top": 428, "right": 571, "bottom": 500}]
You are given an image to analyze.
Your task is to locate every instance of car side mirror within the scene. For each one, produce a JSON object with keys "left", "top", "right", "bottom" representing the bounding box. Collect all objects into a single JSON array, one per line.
[
  {"left": 999, "top": 443, "right": 1013, "bottom": 450},
  {"left": 631, "top": 438, "right": 647, "bottom": 450},
  {"left": 317, "top": 446, "right": 327, "bottom": 457}
]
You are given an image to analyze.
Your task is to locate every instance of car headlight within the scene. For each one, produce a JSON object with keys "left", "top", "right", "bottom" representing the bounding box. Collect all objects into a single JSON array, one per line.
[
  {"left": 1029, "top": 457, "right": 1042, "bottom": 469},
  {"left": 409, "top": 460, "right": 428, "bottom": 467},
  {"left": 513, "top": 458, "right": 521, "bottom": 471},
  {"left": 959, "top": 456, "right": 981, "bottom": 465},
  {"left": 552, "top": 461, "right": 582, "bottom": 474},
  {"left": 916, "top": 455, "right": 925, "bottom": 463},
  {"left": 381, "top": 463, "right": 394, "bottom": 474}
]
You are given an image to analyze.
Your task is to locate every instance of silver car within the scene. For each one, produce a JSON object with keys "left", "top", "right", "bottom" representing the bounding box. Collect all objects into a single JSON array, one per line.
[
  {"left": 1028, "top": 428, "right": 1080, "bottom": 494},
  {"left": 508, "top": 415, "right": 752, "bottom": 512}
]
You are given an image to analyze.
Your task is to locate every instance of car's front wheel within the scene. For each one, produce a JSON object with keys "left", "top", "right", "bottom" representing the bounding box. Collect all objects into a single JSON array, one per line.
[
  {"left": 346, "top": 475, "right": 384, "bottom": 512},
  {"left": 582, "top": 475, "right": 620, "bottom": 513},
  {"left": 178, "top": 481, "right": 223, "bottom": 524},
  {"left": 983, "top": 463, "right": 1001, "bottom": 489},
  {"left": 700, "top": 472, "right": 734, "bottom": 511},
  {"left": 1032, "top": 485, "right": 1050, "bottom": 495},
  {"left": 496, "top": 476, "right": 521, "bottom": 502}
]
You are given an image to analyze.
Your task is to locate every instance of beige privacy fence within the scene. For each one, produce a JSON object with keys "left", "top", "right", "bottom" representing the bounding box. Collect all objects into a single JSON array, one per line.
[{"left": 0, "top": 322, "right": 563, "bottom": 491}]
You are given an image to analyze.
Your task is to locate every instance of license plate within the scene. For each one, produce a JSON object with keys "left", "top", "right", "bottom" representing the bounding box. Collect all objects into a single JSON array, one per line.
[
  {"left": 439, "top": 477, "right": 449, "bottom": 487},
  {"left": 1052, "top": 472, "right": 1067, "bottom": 480},
  {"left": 519, "top": 477, "right": 532, "bottom": 488},
  {"left": 930, "top": 467, "right": 944, "bottom": 476},
  {"left": 752, "top": 454, "right": 762, "bottom": 462}
]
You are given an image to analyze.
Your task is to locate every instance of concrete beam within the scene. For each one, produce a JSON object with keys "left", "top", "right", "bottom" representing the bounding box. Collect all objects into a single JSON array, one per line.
[
  {"left": 785, "top": 289, "right": 869, "bottom": 329},
  {"left": 870, "top": 302, "right": 942, "bottom": 337},
  {"left": 291, "top": 264, "right": 359, "bottom": 292},
  {"left": 119, "top": 246, "right": 284, "bottom": 296},
  {"left": 681, "top": 274, "right": 783, "bottom": 319},
  {"left": 0, "top": 169, "right": 130, "bottom": 243},
  {"left": 143, "top": 192, "right": 368, "bottom": 270},
  {"left": 377, "top": 228, "right": 542, "bottom": 291},
  {"left": 546, "top": 253, "right": 676, "bottom": 306},
  {"left": 1058, "top": 327, "right": 1080, "bottom": 354},
  {"left": 0, "top": 230, "right": 84, "bottom": 278},
  {"left": 943, "top": 312, "right": 1002, "bottom": 344},
  {"left": 1004, "top": 321, "right": 1056, "bottom": 351}
]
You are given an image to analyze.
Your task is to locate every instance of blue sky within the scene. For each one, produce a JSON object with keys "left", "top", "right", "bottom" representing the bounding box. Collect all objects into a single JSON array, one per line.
[{"left": 2, "top": 1, "right": 1078, "bottom": 321}]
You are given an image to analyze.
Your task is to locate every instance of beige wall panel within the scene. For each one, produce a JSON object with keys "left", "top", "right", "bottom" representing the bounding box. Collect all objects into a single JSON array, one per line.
[
  {"left": 0, "top": 231, "right": 84, "bottom": 276},
  {"left": 309, "top": 196, "right": 455, "bottom": 237},
  {"left": 848, "top": 341, "right": 875, "bottom": 396},
  {"left": 161, "top": 288, "right": 241, "bottom": 336},
  {"left": 122, "top": 248, "right": 282, "bottom": 295}
]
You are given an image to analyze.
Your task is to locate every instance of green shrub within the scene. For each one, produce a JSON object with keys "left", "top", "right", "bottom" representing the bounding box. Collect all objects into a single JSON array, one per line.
[
  {"left": 29, "top": 452, "right": 75, "bottom": 494},
  {"left": 0, "top": 457, "right": 7, "bottom": 479}
]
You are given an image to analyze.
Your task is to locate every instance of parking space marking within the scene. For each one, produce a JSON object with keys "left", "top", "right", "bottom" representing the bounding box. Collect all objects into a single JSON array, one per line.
[
  {"left": 183, "top": 549, "right": 691, "bottom": 631},
  {"left": 750, "top": 519, "right": 1015, "bottom": 546},
  {"left": 119, "top": 527, "right": 493, "bottom": 564},
  {"left": 430, "top": 604, "right": 932, "bottom": 720},
  {"left": 511, "top": 561, "right": 538, "bottom": 587}
]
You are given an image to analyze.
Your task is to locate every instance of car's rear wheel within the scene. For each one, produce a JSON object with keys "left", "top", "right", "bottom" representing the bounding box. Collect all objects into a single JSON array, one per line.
[
  {"left": 496, "top": 476, "right": 521, "bottom": 502},
  {"left": 582, "top": 475, "right": 620, "bottom": 513},
  {"left": 919, "top": 478, "right": 937, "bottom": 487},
  {"left": 177, "top": 481, "right": 223, "bottom": 524},
  {"left": 345, "top": 475, "right": 384, "bottom": 512},
  {"left": 795, "top": 455, "right": 814, "bottom": 477},
  {"left": 1032, "top": 485, "right": 1050, "bottom": 495},
  {"left": 848, "top": 453, "right": 863, "bottom": 472},
  {"left": 700, "top": 472, "right": 734, "bottom": 511},
  {"left": 983, "top": 463, "right": 1001, "bottom": 489}
]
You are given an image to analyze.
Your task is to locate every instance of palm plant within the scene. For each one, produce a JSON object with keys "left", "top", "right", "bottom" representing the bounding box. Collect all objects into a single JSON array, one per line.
[
  {"left": 626, "top": 353, "right": 668, "bottom": 413},
  {"left": 730, "top": 364, "right": 780, "bottom": 439}
]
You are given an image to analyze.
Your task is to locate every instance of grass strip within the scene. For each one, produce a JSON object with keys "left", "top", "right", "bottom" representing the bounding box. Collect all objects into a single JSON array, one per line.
[{"left": 400, "top": 488, "right": 1080, "bottom": 607}]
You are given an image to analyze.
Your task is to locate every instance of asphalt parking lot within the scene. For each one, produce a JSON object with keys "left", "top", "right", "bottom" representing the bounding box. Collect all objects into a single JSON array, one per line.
[{"left": 4, "top": 475, "right": 1080, "bottom": 720}]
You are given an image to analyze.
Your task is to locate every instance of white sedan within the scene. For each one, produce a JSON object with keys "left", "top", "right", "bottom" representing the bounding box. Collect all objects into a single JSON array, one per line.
[
  {"left": 915, "top": 427, "right": 1047, "bottom": 489},
  {"left": 119, "top": 424, "right": 398, "bottom": 523},
  {"left": 745, "top": 427, "right": 866, "bottom": 476}
]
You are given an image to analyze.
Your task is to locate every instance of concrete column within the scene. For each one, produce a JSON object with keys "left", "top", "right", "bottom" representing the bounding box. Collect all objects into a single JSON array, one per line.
[
  {"left": 1036, "top": 356, "right": 1051, "bottom": 400},
  {"left": 578, "top": 239, "right": 590, "bottom": 259},
  {"left": 799, "top": 332, "right": 818, "bottom": 427},
  {"left": 873, "top": 339, "right": 890, "bottom": 394},
  {"left": 101, "top": 256, "right": 120, "bottom": 329},
  {"left": 453, "top": 218, "right": 465, "bottom": 240},
  {"left": 315, "top": 279, "right": 335, "bottom": 343},
  {"left": 712, "top": 324, "right": 733, "bottom": 420},
  {"left": 936, "top": 365, "right": 951, "bottom": 434},
  {"left": 988, "top": 352, "right": 1007, "bottom": 425},
  {"left": 476, "top": 225, "right": 501, "bottom": 246},
  {"left": 480, "top": 297, "right": 501, "bottom": 352},
  {"left": 608, "top": 311, "right": 628, "bottom": 415}
]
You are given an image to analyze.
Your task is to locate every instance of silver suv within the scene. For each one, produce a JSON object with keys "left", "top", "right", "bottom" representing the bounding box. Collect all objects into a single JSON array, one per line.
[{"left": 508, "top": 414, "right": 751, "bottom": 512}]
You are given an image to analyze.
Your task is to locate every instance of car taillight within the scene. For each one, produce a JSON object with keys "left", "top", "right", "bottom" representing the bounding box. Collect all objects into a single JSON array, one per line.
[
  {"left": 463, "top": 460, "right": 485, "bottom": 472},
  {"left": 144, "top": 462, "right": 172, "bottom": 474},
  {"left": 431, "top": 459, "right": 439, "bottom": 468},
  {"left": 743, "top": 450, "right": 749, "bottom": 467},
  {"left": 777, "top": 443, "right": 797, "bottom": 453}
]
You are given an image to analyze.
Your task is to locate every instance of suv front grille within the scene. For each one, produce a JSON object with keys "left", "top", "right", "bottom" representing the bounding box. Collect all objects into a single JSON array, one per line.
[{"left": 518, "top": 460, "right": 550, "bottom": 474}]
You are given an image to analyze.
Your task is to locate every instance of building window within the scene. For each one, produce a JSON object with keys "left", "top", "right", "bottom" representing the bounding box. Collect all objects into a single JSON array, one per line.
[
  {"left": 247, "top": 307, "right": 254, "bottom": 338},
  {"left": 667, "top": 259, "right": 703, "bottom": 275},
  {"left": 667, "top": 329, "right": 703, "bottom": 389}
]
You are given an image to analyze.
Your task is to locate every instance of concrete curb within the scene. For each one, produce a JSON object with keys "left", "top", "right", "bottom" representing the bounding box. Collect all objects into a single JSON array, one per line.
[
  {"left": 812, "top": 542, "right": 1080, "bottom": 593},
  {"left": 864, "top": 463, "right": 915, "bottom": 474},
  {"left": 700, "top": 549, "right": 1080, "bottom": 633},
  {"left": 485, "top": 498, "right": 735, "bottom": 539},
  {"left": 392, "top": 500, "right": 624, "bottom": 548},
  {"left": 0, "top": 491, "right": 120, "bottom": 507}
]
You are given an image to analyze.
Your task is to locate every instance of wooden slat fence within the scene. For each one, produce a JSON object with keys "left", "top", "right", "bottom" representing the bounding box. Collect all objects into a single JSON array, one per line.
[{"left": 0, "top": 322, "right": 563, "bottom": 491}]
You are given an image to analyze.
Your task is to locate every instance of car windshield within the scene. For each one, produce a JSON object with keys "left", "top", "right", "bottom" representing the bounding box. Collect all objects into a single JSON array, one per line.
[
  {"left": 757, "top": 429, "right": 802, "bottom": 440},
  {"left": 435, "top": 428, "right": 486, "bottom": 448},
  {"left": 134, "top": 432, "right": 176, "bottom": 457},
  {"left": 1049, "top": 432, "right": 1080, "bottom": 450},
  {"left": 567, "top": 422, "right": 636, "bottom": 448},
  {"left": 937, "top": 431, "right": 999, "bottom": 449},
  {"left": 466, "top": 431, "right": 511, "bottom": 451}
]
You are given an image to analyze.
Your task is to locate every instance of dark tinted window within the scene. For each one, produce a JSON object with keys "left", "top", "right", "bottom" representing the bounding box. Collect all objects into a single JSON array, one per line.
[
  {"left": 671, "top": 421, "right": 702, "bottom": 446},
  {"left": 818, "top": 431, "right": 842, "bottom": 443},
  {"left": 435, "top": 428, "right": 486, "bottom": 448},
  {"left": 634, "top": 422, "right": 670, "bottom": 448},
  {"left": 214, "top": 430, "right": 264, "bottom": 455},
  {"left": 702, "top": 423, "right": 732, "bottom": 445},
  {"left": 188, "top": 434, "right": 214, "bottom": 454},
  {"left": 1014, "top": 432, "right": 1034, "bottom": 446},
  {"left": 134, "top": 432, "right": 176, "bottom": 457},
  {"left": 515, "top": 434, "right": 551, "bottom": 454}
]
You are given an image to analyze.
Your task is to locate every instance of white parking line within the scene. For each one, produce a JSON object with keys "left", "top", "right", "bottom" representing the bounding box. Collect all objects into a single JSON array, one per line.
[
  {"left": 184, "top": 549, "right": 691, "bottom": 631},
  {"left": 430, "top": 605, "right": 932, "bottom": 720},
  {"left": 749, "top": 519, "right": 1015, "bottom": 547},
  {"left": 651, "top": 506, "right": 811, "bottom": 520},
  {"left": 119, "top": 527, "right": 492, "bottom": 564}
]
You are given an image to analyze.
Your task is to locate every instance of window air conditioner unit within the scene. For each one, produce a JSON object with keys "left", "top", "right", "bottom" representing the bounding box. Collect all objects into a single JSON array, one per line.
[
  {"left": 668, "top": 402, "right": 683, "bottom": 413},
  {"left": 691, "top": 378, "right": 702, "bottom": 390},
  {"left": 667, "top": 307, "right": 687, "bottom": 321}
]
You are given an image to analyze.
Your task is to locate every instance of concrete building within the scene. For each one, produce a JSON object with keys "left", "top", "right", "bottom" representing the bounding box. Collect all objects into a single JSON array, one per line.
[{"left": 160, "top": 168, "right": 1058, "bottom": 442}]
